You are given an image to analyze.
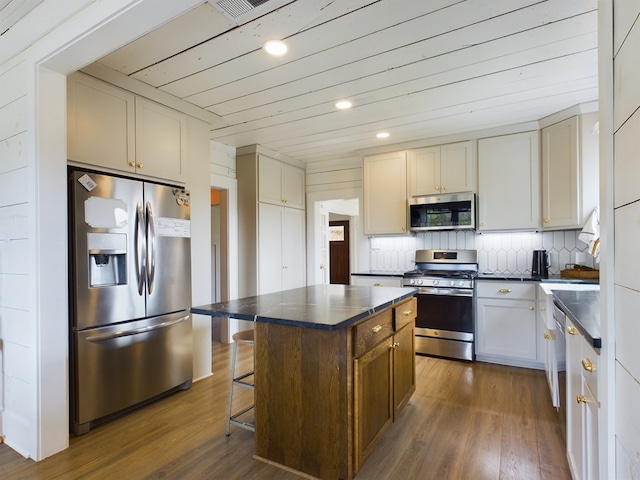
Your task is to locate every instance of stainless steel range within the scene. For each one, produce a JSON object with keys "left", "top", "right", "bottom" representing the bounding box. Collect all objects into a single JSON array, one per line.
[{"left": 403, "top": 249, "right": 478, "bottom": 361}]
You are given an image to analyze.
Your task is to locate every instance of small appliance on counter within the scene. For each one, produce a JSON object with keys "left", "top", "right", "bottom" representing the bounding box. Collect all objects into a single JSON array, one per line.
[{"left": 531, "top": 249, "right": 550, "bottom": 278}]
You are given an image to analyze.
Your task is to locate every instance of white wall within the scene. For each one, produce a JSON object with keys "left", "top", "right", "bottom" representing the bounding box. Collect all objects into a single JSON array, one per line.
[
  {"left": 187, "top": 117, "right": 213, "bottom": 382},
  {"left": 0, "top": 58, "right": 37, "bottom": 457},
  {"left": 611, "top": 2, "right": 640, "bottom": 479},
  {"left": 209, "top": 140, "right": 241, "bottom": 343},
  {"left": 0, "top": 0, "right": 205, "bottom": 460}
]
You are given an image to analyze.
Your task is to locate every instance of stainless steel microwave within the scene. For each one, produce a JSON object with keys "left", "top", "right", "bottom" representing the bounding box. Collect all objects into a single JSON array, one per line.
[{"left": 408, "top": 192, "right": 476, "bottom": 231}]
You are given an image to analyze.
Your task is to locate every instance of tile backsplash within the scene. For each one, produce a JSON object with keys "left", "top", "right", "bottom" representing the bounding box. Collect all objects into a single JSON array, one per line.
[{"left": 369, "top": 230, "right": 597, "bottom": 275}]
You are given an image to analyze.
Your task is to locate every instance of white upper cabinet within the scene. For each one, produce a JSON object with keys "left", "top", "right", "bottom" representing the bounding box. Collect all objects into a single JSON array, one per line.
[
  {"left": 541, "top": 113, "right": 599, "bottom": 230},
  {"left": 67, "top": 72, "right": 135, "bottom": 173},
  {"left": 258, "top": 154, "right": 305, "bottom": 210},
  {"left": 67, "top": 72, "right": 188, "bottom": 183},
  {"left": 135, "top": 97, "right": 186, "bottom": 182},
  {"left": 363, "top": 151, "right": 408, "bottom": 235},
  {"left": 478, "top": 131, "right": 540, "bottom": 231},
  {"left": 408, "top": 141, "right": 475, "bottom": 196}
]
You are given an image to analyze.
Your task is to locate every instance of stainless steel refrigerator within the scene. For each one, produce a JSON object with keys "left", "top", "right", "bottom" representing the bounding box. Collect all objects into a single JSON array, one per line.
[{"left": 68, "top": 168, "right": 193, "bottom": 435}]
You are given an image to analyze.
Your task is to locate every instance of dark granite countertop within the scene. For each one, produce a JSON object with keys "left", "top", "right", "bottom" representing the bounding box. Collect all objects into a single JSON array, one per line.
[
  {"left": 191, "top": 284, "right": 418, "bottom": 331},
  {"left": 477, "top": 273, "right": 599, "bottom": 285},
  {"left": 351, "top": 270, "right": 406, "bottom": 277},
  {"left": 552, "top": 290, "right": 601, "bottom": 349}
]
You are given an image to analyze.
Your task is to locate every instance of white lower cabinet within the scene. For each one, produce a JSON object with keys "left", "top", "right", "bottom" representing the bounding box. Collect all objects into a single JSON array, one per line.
[
  {"left": 476, "top": 281, "right": 541, "bottom": 368},
  {"left": 566, "top": 317, "right": 599, "bottom": 480}
]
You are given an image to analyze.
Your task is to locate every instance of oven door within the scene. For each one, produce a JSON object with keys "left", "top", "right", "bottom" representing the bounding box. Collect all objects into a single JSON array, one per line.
[{"left": 413, "top": 287, "right": 475, "bottom": 360}]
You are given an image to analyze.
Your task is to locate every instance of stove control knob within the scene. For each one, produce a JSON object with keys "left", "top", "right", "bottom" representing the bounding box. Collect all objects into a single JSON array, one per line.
[
  {"left": 416, "top": 279, "right": 423, "bottom": 285},
  {"left": 433, "top": 279, "right": 439, "bottom": 286}
]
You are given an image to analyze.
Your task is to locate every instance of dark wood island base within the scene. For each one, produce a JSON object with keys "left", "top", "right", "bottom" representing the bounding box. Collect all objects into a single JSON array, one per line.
[{"left": 192, "top": 285, "right": 417, "bottom": 480}]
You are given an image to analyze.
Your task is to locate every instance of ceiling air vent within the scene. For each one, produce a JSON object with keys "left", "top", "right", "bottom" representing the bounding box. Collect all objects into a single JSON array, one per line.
[{"left": 213, "top": 0, "right": 275, "bottom": 19}]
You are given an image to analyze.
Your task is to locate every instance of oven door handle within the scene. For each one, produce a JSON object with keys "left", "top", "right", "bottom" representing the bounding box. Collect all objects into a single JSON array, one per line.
[{"left": 417, "top": 287, "right": 473, "bottom": 297}]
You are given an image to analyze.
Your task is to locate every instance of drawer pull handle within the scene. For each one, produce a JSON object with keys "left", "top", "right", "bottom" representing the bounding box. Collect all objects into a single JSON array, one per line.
[
  {"left": 499, "top": 288, "right": 511, "bottom": 293},
  {"left": 372, "top": 325, "right": 383, "bottom": 334},
  {"left": 402, "top": 309, "right": 412, "bottom": 316},
  {"left": 582, "top": 358, "right": 595, "bottom": 372},
  {"left": 373, "top": 283, "right": 382, "bottom": 287},
  {"left": 567, "top": 326, "right": 578, "bottom": 335}
]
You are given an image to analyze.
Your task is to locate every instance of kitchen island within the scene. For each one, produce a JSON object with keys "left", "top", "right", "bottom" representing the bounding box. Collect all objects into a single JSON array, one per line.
[{"left": 192, "top": 284, "right": 417, "bottom": 480}]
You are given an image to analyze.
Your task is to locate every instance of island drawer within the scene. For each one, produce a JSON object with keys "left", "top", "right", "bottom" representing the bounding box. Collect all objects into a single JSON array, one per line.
[
  {"left": 394, "top": 297, "right": 417, "bottom": 331},
  {"left": 353, "top": 309, "right": 393, "bottom": 358}
]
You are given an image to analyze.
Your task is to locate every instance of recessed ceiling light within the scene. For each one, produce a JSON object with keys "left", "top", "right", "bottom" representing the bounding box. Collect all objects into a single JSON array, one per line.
[
  {"left": 263, "top": 40, "right": 287, "bottom": 56},
  {"left": 335, "top": 100, "right": 352, "bottom": 110},
  {"left": 376, "top": 132, "right": 390, "bottom": 139}
]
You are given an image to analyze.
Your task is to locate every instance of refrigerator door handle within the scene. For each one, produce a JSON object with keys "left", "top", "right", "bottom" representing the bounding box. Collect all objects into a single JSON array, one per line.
[
  {"left": 135, "top": 201, "right": 146, "bottom": 296},
  {"left": 146, "top": 201, "right": 156, "bottom": 294},
  {"left": 84, "top": 315, "right": 190, "bottom": 343}
]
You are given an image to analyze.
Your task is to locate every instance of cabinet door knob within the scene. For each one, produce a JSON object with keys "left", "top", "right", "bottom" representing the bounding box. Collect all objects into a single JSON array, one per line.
[
  {"left": 402, "top": 309, "right": 413, "bottom": 316},
  {"left": 567, "top": 326, "right": 578, "bottom": 335},
  {"left": 391, "top": 342, "right": 400, "bottom": 349},
  {"left": 372, "top": 325, "right": 383, "bottom": 333},
  {"left": 543, "top": 218, "right": 549, "bottom": 223},
  {"left": 499, "top": 288, "right": 511, "bottom": 293},
  {"left": 129, "top": 161, "right": 136, "bottom": 167},
  {"left": 582, "top": 358, "right": 596, "bottom": 372},
  {"left": 137, "top": 163, "right": 144, "bottom": 168},
  {"left": 544, "top": 332, "right": 550, "bottom": 340},
  {"left": 529, "top": 306, "right": 534, "bottom": 311},
  {"left": 576, "top": 395, "right": 592, "bottom": 404}
]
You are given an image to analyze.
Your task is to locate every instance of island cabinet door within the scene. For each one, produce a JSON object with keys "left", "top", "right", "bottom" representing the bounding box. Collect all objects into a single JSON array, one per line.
[
  {"left": 354, "top": 337, "right": 394, "bottom": 472},
  {"left": 393, "top": 321, "right": 416, "bottom": 417}
]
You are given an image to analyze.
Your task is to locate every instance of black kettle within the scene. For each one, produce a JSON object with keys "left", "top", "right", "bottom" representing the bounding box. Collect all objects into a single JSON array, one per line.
[{"left": 531, "top": 250, "right": 549, "bottom": 278}]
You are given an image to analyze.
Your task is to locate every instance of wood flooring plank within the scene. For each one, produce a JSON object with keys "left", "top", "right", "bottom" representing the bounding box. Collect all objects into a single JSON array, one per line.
[{"left": 0, "top": 347, "right": 570, "bottom": 480}]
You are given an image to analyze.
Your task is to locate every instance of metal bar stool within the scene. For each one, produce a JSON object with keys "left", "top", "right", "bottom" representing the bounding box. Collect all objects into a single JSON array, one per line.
[{"left": 225, "top": 329, "right": 255, "bottom": 435}]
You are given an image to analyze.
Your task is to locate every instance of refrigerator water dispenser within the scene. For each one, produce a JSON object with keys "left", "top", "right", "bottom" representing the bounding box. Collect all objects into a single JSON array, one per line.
[
  {"left": 89, "top": 253, "right": 126, "bottom": 287},
  {"left": 87, "top": 232, "right": 127, "bottom": 287}
]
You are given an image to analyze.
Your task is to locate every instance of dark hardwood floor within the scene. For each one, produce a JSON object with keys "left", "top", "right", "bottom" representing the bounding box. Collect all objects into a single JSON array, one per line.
[{"left": 0, "top": 341, "right": 570, "bottom": 480}]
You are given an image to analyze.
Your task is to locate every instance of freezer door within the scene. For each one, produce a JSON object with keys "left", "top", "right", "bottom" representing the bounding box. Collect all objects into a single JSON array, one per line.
[
  {"left": 70, "top": 170, "right": 146, "bottom": 329},
  {"left": 144, "top": 182, "right": 192, "bottom": 317},
  {"left": 71, "top": 311, "right": 193, "bottom": 434}
]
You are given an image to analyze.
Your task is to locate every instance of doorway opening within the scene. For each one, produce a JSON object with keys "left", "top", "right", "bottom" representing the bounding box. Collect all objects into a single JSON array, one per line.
[
  {"left": 329, "top": 219, "right": 350, "bottom": 284},
  {"left": 210, "top": 187, "right": 228, "bottom": 342},
  {"left": 313, "top": 198, "right": 359, "bottom": 285}
]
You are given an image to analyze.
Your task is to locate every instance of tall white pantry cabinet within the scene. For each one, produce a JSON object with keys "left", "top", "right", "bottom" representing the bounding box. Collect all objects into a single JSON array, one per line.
[{"left": 237, "top": 146, "right": 306, "bottom": 297}]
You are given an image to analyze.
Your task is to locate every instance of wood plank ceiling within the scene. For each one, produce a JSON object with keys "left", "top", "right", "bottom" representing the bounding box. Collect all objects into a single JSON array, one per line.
[{"left": 90, "top": 0, "right": 598, "bottom": 164}]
